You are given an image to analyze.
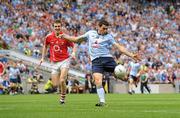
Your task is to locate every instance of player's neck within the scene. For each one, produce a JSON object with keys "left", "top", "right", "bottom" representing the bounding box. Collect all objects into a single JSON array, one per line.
[
  {"left": 97, "top": 31, "right": 107, "bottom": 36},
  {"left": 55, "top": 32, "right": 59, "bottom": 37},
  {"left": 55, "top": 31, "right": 62, "bottom": 38}
]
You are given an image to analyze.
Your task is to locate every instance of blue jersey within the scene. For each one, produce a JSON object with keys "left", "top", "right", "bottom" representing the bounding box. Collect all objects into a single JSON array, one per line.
[
  {"left": 129, "top": 62, "right": 141, "bottom": 77},
  {"left": 80, "top": 30, "right": 116, "bottom": 61}
]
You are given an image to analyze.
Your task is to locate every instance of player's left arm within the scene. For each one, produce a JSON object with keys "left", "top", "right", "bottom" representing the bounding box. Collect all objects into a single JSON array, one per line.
[
  {"left": 71, "top": 43, "right": 77, "bottom": 59},
  {"left": 113, "top": 42, "right": 140, "bottom": 61},
  {"left": 61, "top": 34, "right": 87, "bottom": 43}
]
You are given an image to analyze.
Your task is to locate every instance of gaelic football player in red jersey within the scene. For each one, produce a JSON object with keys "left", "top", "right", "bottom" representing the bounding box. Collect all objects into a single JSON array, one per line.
[{"left": 39, "top": 19, "right": 76, "bottom": 104}]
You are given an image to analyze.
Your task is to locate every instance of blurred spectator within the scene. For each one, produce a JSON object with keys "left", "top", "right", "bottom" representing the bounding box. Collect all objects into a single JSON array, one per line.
[
  {"left": 44, "top": 78, "right": 57, "bottom": 94},
  {"left": 71, "top": 79, "right": 84, "bottom": 93},
  {"left": 66, "top": 77, "right": 73, "bottom": 94},
  {"left": 29, "top": 81, "right": 39, "bottom": 94},
  {"left": 140, "top": 64, "right": 151, "bottom": 94},
  {"left": 85, "top": 72, "right": 93, "bottom": 93}
]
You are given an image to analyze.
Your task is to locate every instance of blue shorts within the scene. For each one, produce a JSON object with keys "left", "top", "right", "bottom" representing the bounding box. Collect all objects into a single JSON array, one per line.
[
  {"left": 92, "top": 57, "right": 117, "bottom": 74},
  {"left": 129, "top": 75, "right": 138, "bottom": 81}
]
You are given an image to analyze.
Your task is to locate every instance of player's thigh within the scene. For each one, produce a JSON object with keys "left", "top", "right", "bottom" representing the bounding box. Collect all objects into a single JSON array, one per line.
[
  {"left": 51, "top": 73, "right": 60, "bottom": 86},
  {"left": 59, "top": 58, "right": 70, "bottom": 80},
  {"left": 103, "top": 57, "right": 117, "bottom": 73},
  {"left": 128, "top": 76, "right": 134, "bottom": 84},
  {"left": 92, "top": 58, "right": 104, "bottom": 74},
  {"left": 93, "top": 73, "right": 103, "bottom": 85},
  {"left": 59, "top": 68, "right": 69, "bottom": 80}
]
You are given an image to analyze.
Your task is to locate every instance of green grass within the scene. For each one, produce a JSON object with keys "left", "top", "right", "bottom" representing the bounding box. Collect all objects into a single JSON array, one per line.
[{"left": 0, "top": 94, "right": 180, "bottom": 118}]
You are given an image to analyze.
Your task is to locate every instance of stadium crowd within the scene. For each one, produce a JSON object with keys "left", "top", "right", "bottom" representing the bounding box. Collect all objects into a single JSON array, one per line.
[
  {"left": 0, "top": 0, "right": 179, "bottom": 86},
  {"left": 0, "top": 58, "right": 46, "bottom": 95}
]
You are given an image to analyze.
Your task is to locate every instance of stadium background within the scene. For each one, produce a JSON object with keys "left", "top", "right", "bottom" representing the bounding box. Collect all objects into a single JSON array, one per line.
[
  {"left": 0, "top": 0, "right": 179, "bottom": 94},
  {"left": 0, "top": 1, "right": 180, "bottom": 118}
]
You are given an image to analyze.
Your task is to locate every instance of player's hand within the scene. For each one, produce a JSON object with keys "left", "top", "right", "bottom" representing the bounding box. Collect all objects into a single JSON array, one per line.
[
  {"left": 37, "top": 58, "right": 44, "bottom": 67},
  {"left": 71, "top": 52, "right": 76, "bottom": 59},
  {"left": 132, "top": 53, "right": 141, "bottom": 61},
  {"left": 35, "top": 58, "right": 44, "bottom": 70},
  {"left": 39, "top": 58, "right": 44, "bottom": 66}
]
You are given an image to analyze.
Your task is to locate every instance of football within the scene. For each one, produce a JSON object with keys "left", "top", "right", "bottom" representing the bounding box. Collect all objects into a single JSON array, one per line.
[{"left": 114, "top": 64, "right": 127, "bottom": 81}]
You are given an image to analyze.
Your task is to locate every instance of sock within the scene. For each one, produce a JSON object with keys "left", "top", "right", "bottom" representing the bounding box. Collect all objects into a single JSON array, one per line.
[
  {"left": 129, "top": 84, "right": 132, "bottom": 92},
  {"left": 60, "top": 93, "right": 66, "bottom": 102},
  {"left": 96, "top": 87, "right": 105, "bottom": 103}
]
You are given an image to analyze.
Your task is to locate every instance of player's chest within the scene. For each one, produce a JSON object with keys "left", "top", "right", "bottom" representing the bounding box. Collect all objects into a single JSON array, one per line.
[
  {"left": 90, "top": 35, "right": 109, "bottom": 44},
  {"left": 49, "top": 38, "right": 66, "bottom": 46}
]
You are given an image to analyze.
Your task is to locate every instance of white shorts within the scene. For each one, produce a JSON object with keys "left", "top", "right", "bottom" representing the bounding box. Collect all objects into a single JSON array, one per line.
[{"left": 51, "top": 58, "right": 70, "bottom": 75}]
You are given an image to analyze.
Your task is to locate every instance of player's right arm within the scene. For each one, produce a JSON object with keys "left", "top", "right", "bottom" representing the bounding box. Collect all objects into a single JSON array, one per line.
[
  {"left": 39, "top": 37, "right": 48, "bottom": 65},
  {"left": 61, "top": 34, "right": 87, "bottom": 43}
]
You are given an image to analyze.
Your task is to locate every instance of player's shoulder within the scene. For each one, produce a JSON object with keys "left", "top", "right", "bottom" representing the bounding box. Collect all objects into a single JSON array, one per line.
[
  {"left": 106, "top": 33, "right": 114, "bottom": 39},
  {"left": 86, "top": 30, "right": 97, "bottom": 35},
  {"left": 45, "top": 32, "right": 53, "bottom": 38}
]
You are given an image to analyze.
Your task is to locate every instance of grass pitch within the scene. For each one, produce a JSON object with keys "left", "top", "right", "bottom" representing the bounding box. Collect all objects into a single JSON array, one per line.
[{"left": 0, "top": 94, "right": 180, "bottom": 118}]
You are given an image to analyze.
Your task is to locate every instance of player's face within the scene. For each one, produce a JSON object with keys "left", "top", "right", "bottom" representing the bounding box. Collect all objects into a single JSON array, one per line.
[
  {"left": 98, "top": 24, "right": 108, "bottom": 35},
  {"left": 53, "top": 23, "right": 61, "bottom": 33}
]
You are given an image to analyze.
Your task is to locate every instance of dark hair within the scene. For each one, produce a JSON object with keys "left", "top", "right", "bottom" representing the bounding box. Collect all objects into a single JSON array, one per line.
[
  {"left": 145, "top": 63, "right": 149, "bottom": 67},
  {"left": 98, "top": 19, "right": 109, "bottom": 27}
]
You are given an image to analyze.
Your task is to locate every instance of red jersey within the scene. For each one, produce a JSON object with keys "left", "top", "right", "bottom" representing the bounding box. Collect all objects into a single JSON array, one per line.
[
  {"left": 45, "top": 32, "right": 74, "bottom": 62},
  {"left": 0, "top": 62, "right": 4, "bottom": 75}
]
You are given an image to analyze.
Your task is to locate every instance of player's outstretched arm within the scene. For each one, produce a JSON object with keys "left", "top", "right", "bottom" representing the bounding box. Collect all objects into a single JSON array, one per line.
[
  {"left": 39, "top": 43, "right": 47, "bottom": 66},
  {"left": 114, "top": 43, "right": 141, "bottom": 61},
  {"left": 61, "top": 34, "right": 85, "bottom": 43},
  {"left": 71, "top": 44, "right": 77, "bottom": 59}
]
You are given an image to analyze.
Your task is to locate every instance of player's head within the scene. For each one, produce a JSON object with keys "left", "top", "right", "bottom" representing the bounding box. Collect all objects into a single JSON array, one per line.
[
  {"left": 97, "top": 19, "right": 109, "bottom": 35},
  {"left": 53, "top": 19, "right": 61, "bottom": 33}
]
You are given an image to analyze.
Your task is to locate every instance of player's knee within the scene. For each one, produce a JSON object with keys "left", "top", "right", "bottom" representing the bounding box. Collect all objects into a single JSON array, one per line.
[
  {"left": 59, "top": 78, "right": 65, "bottom": 83},
  {"left": 96, "top": 84, "right": 103, "bottom": 89},
  {"left": 129, "top": 78, "right": 134, "bottom": 84},
  {"left": 94, "top": 80, "right": 102, "bottom": 88}
]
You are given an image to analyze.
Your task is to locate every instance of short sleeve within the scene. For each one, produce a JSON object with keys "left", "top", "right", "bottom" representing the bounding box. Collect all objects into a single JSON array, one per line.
[
  {"left": 45, "top": 35, "right": 50, "bottom": 46},
  {"left": 78, "top": 31, "right": 90, "bottom": 41},
  {"left": 108, "top": 34, "right": 116, "bottom": 45},
  {"left": 67, "top": 41, "right": 74, "bottom": 47}
]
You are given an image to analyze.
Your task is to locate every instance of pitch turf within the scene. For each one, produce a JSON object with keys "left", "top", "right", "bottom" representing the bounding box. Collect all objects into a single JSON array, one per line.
[{"left": 0, "top": 94, "right": 180, "bottom": 118}]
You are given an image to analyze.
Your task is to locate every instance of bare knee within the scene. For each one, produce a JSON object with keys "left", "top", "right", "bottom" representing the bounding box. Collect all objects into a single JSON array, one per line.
[
  {"left": 59, "top": 78, "right": 66, "bottom": 84},
  {"left": 94, "top": 79, "right": 102, "bottom": 88},
  {"left": 93, "top": 73, "right": 103, "bottom": 88}
]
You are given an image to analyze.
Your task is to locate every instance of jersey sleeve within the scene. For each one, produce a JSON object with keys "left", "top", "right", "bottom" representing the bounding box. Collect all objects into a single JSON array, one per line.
[
  {"left": 67, "top": 41, "right": 74, "bottom": 48},
  {"left": 108, "top": 34, "right": 116, "bottom": 45},
  {"left": 45, "top": 35, "right": 50, "bottom": 46},
  {"left": 78, "top": 31, "right": 90, "bottom": 41}
]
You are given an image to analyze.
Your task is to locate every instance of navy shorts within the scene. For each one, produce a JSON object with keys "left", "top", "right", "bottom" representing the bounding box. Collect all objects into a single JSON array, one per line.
[
  {"left": 92, "top": 57, "right": 117, "bottom": 74},
  {"left": 129, "top": 75, "right": 138, "bottom": 81}
]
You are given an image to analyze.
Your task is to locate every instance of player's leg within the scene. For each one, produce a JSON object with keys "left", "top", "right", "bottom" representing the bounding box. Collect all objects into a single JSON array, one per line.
[
  {"left": 144, "top": 82, "right": 151, "bottom": 93},
  {"left": 59, "top": 67, "right": 68, "bottom": 104},
  {"left": 93, "top": 72, "right": 105, "bottom": 106},
  {"left": 58, "top": 58, "right": 70, "bottom": 104},
  {"left": 92, "top": 58, "right": 105, "bottom": 106},
  {"left": 51, "top": 71, "right": 60, "bottom": 90},
  {"left": 128, "top": 76, "right": 134, "bottom": 94},
  {"left": 140, "top": 82, "right": 144, "bottom": 94}
]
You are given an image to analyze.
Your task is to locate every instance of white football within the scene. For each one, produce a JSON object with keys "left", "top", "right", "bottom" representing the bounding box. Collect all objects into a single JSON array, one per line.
[{"left": 114, "top": 64, "right": 127, "bottom": 81}]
